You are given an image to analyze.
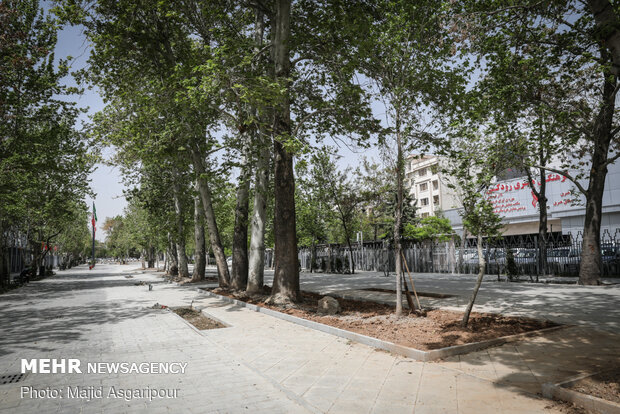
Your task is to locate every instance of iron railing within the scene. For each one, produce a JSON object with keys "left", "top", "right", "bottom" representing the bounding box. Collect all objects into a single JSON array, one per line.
[{"left": 296, "top": 230, "right": 620, "bottom": 278}]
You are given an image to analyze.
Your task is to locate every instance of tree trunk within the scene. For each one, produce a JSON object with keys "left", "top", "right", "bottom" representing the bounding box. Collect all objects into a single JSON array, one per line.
[
  {"left": 346, "top": 239, "right": 355, "bottom": 274},
  {"left": 462, "top": 234, "right": 485, "bottom": 327},
  {"left": 310, "top": 240, "right": 316, "bottom": 273},
  {"left": 247, "top": 142, "right": 270, "bottom": 293},
  {"left": 528, "top": 155, "right": 548, "bottom": 279},
  {"left": 578, "top": 59, "right": 616, "bottom": 285},
  {"left": 231, "top": 139, "right": 251, "bottom": 290},
  {"left": 190, "top": 146, "right": 230, "bottom": 287},
  {"left": 172, "top": 178, "right": 189, "bottom": 278},
  {"left": 394, "top": 114, "right": 403, "bottom": 317},
  {"left": 269, "top": 0, "right": 300, "bottom": 304},
  {"left": 580, "top": 164, "right": 607, "bottom": 285},
  {"left": 247, "top": 7, "right": 269, "bottom": 295},
  {"left": 167, "top": 232, "right": 178, "bottom": 276},
  {"left": 587, "top": 0, "right": 620, "bottom": 76},
  {"left": 147, "top": 246, "right": 155, "bottom": 268},
  {"left": 31, "top": 239, "right": 42, "bottom": 277},
  {"left": 192, "top": 190, "right": 206, "bottom": 282},
  {"left": 537, "top": 165, "right": 548, "bottom": 279}
]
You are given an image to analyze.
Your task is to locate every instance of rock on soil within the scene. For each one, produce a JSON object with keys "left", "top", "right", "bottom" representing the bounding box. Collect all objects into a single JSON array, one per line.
[{"left": 317, "top": 296, "right": 340, "bottom": 315}]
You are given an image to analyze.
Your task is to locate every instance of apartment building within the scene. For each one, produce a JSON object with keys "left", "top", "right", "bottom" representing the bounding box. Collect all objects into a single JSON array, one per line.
[{"left": 405, "top": 154, "right": 460, "bottom": 218}]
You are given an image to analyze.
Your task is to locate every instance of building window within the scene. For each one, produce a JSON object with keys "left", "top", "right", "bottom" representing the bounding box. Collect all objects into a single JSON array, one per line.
[
  {"left": 433, "top": 195, "right": 439, "bottom": 205},
  {"left": 420, "top": 198, "right": 429, "bottom": 206},
  {"left": 433, "top": 180, "right": 438, "bottom": 190},
  {"left": 421, "top": 212, "right": 430, "bottom": 218},
  {"left": 418, "top": 167, "right": 427, "bottom": 177},
  {"left": 419, "top": 182, "right": 428, "bottom": 192}
]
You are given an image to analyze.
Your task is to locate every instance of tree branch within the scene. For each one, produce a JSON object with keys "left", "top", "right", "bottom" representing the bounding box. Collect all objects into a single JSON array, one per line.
[
  {"left": 603, "top": 150, "right": 620, "bottom": 167},
  {"left": 252, "top": 43, "right": 272, "bottom": 62},
  {"left": 292, "top": 108, "right": 332, "bottom": 137},
  {"left": 527, "top": 163, "right": 588, "bottom": 195}
]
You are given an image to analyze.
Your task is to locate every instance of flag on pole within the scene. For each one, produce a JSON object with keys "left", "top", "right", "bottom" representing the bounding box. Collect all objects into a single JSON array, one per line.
[{"left": 91, "top": 203, "right": 97, "bottom": 233}]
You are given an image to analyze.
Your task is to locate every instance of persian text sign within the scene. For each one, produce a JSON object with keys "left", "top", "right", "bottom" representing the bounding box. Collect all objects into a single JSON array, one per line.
[{"left": 486, "top": 173, "right": 579, "bottom": 218}]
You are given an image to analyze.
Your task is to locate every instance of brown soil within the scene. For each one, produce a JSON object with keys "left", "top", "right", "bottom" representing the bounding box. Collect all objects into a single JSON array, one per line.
[
  {"left": 565, "top": 369, "right": 620, "bottom": 405},
  {"left": 206, "top": 287, "right": 557, "bottom": 351},
  {"left": 544, "top": 401, "right": 589, "bottom": 414},
  {"left": 173, "top": 307, "right": 225, "bottom": 330}
]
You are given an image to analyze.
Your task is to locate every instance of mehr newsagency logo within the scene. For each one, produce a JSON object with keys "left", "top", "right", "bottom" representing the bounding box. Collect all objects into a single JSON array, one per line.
[{"left": 19, "top": 358, "right": 184, "bottom": 401}]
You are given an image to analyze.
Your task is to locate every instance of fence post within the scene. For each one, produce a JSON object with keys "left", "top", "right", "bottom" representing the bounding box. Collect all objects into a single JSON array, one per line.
[
  {"left": 449, "top": 238, "right": 456, "bottom": 275},
  {"left": 534, "top": 236, "right": 540, "bottom": 278},
  {"left": 327, "top": 245, "right": 332, "bottom": 273}
]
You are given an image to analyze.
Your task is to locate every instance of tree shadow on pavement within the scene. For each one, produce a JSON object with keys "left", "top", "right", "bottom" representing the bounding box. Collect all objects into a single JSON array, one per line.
[
  {"left": 438, "top": 325, "right": 620, "bottom": 398},
  {"left": 0, "top": 299, "right": 158, "bottom": 358}
]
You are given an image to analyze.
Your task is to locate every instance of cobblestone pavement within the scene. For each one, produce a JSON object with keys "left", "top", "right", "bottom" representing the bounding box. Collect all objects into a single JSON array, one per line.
[{"left": 2, "top": 264, "right": 615, "bottom": 413}]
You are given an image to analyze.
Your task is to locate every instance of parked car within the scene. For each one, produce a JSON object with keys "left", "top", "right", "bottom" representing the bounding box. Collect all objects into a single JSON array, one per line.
[
  {"left": 463, "top": 249, "right": 505, "bottom": 266},
  {"left": 547, "top": 247, "right": 581, "bottom": 274},
  {"left": 601, "top": 244, "right": 619, "bottom": 263},
  {"left": 457, "top": 248, "right": 478, "bottom": 262},
  {"left": 514, "top": 249, "right": 537, "bottom": 265}
]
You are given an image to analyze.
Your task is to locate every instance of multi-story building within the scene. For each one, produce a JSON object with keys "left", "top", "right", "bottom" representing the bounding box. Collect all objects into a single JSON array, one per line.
[
  {"left": 405, "top": 154, "right": 460, "bottom": 218},
  {"left": 404, "top": 152, "right": 620, "bottom": 240}
]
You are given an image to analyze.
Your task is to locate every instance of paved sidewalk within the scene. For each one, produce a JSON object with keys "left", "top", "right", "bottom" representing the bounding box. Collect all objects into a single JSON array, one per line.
[
  {"left": 0, "top": 265, "right": 310, "bottom": 413},
  {"left": 1, "top": 264, "right": 617, "bottom": 413}
]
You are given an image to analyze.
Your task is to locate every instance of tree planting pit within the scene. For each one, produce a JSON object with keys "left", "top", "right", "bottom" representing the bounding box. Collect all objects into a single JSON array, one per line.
[
  {"left": 172, "top": 307, "right": 226, "bottom": 330},
  {"left": 205, "top": 287, "right": 558, "bottom": 351}
]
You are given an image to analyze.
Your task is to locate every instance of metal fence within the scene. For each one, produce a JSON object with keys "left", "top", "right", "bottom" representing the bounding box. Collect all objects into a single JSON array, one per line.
[{"left": 296, "top": 230, "right": 620, "bottom": 278}]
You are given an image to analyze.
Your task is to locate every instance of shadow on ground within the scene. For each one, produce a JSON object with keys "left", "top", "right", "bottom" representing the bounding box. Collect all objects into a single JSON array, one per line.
[{"left": 0, "top": 268, "right": 164, "bottom": 358}]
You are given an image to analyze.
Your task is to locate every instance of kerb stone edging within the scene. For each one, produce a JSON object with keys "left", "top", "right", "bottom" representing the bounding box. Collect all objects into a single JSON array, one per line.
[
  {"left": 196, "top": 288, "right": 566, "bottom": 362},
  {"left": 542, "top": 372, "right": 620, "bottom": 414}
]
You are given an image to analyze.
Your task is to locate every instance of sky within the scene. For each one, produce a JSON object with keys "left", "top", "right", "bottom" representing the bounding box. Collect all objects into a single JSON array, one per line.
[
  {"left": 55, "top": 23, "right": 126, "bottom": 241},
  {"left": 53, "top": 14, "right": 388, "bottom": 241}
]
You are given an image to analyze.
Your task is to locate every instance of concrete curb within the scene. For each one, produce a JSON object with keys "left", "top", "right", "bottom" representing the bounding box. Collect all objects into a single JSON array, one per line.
[
  {"left": 542, "top": 371, "right": 620, "bottom": 414},
  {"left": 196, "top": 288, "right": 566, "bottom": 362}
]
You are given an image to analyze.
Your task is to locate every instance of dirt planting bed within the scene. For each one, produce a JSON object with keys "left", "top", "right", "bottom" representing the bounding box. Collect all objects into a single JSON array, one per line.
[
  {"left": 206, "top": 287, "right": 558, "bottom": 351},
  {"left": 173, "top": 307, "right": 225, "bottom": 330},
  {"left": 565, "top": 369, "right": 620, "bottom": 405}
]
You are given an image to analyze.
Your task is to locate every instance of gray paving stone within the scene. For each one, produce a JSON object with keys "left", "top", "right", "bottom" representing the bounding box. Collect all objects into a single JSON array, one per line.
[{"left": 4, "top": 263, "right": 608, "bottom": 413}]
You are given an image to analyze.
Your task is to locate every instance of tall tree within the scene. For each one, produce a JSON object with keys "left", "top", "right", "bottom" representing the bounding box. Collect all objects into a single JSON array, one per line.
[
  {"left": 1, "top": 1, "right": 93, "bottom": 281},
  {"left": 247, "top": 8, "right": 270, "bottom": 295},
  {"left": 268, "top": 0, "right": 300, "bottom": 303},
  {"left": 346, "top": 0, "right": 459, "bottom": 315},
  {"left": 308, "top": 151, "right": 361, "bottom": 273},
  {"left": 63, "top": 0, "right": 236, "bottom": 285},
  {"left": 441, "top": 133, "right": 503, "bottom": 327},
  {"left": 452, "top": 0, "right": 620, "bottom": 285}
]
